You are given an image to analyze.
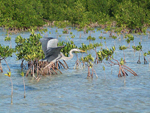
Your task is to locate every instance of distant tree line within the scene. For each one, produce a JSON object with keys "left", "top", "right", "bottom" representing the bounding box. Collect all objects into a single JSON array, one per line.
[{"left": 0, "top": 0, "right": 150, "bottom": 30}]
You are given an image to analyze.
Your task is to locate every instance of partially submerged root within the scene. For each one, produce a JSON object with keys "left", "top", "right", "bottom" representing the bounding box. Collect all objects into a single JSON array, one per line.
[
  {"left": 122, "top": 65, "right": 138, "bottom": 76},
  {"left": 87, "top": 65, "right": 98, "bottom": 78},
  {"left": 74, "top": 54, "right": 82, "bottom": 69},
  {"left": 25, "top": 60, "right": 67, "bottom": 78},
  {"left": 137, "top": 59, "right": 141, "bottom": 64},
  {"left": 137, "top": 52, "right": 141, "bottom": 64},
  {"left": 87, "top": 66, "right": 91, "bottom": 78},
  {"left": 94, "top": 56, "right": 99, "bottom": 64},
  {"left": 110, "top": 57, "right": 138, "bottom": 77},
  {"left": 118, "top": 66, "right": 122, "bottom": 77},
  {"left": 144, "top": 57, "right": 148, "bottom": 64},
  {"left": 94, "top": 50, "right": 99, "bottom": 64},
  {"left": 74, "top": 59, "right": 82, "bottom": 69}
]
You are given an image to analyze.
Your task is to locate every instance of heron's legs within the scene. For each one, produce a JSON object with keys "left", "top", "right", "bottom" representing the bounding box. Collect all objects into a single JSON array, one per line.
[
  {"left": 63, "top": 60, "right": 69, "bottom": 69},
  {"left": 58, "top": 61, "right": 66, "bottom": 69}
]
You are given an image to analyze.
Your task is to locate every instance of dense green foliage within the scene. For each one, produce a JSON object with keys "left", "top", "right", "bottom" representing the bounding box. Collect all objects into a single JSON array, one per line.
[
  {"left": 15, "top": 30, "right": 43, "bottom": 61},
  {"left": 0, "top": 0, "right": 150, "bottom": 30},
  {"left": 0, "top": 45, "right": 14, "bottom": 58},
  {"left": 0, "top": 0, "right": 45, "bottom": 29},
  {"left": 58, "top": 40, "right": 78, "bottom": 57}
]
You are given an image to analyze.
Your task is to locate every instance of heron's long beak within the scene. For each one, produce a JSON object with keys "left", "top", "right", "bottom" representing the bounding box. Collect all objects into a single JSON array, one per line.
[{"left": 80, "top": 50, "right": 86, "bottom": 52}]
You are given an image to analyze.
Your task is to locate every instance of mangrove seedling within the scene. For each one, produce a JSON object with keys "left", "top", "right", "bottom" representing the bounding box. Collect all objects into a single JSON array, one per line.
[
  {"left": 132, "top": 42, "right": 142, "bottom": 64},
  {"left": 125, "top": 34, "right": 134, "bottom": 47},
  {"left": 120, "top": 58, "right": 126, "bottom": 84},
  {"left": 62, "top": 28, "right": 69, "bottom": 34},
  {"left": 99, "top": 36, "right": 103, "bottom": 43},
  {"left": 21, "top": 71, "right": 26, "bottom": 98},
  {"left": 87, "top": 43, "right": 94, "bottom": 50},
  {"left": 112, "top": 35, "right": 117, "bottom": 45},
  {"left": 87, "top": 36, "right": 96, "bottom": 43},
  {"left": 119, "top": 45, "right": 128, "bottom": 63},
  {"left": 79, "top": 43, "right": 88, "bottom": 67},
  {"left": 70, "top": 32, "right": 73, "bottom": 35},
  {"left": 103, "top": 66, "right": 106, "bottom": 78},
  {"left": 71, "top": 35, "right": 75, "bottom": 40},
  {"left": 93, "top": 43, "right": 103, "bottom": 64},
  {"left": 114, "top": 27, "right": 122, "bottom": 39},
  {"left": 73, "top": 51, "right": 84, "bottom": 69},
  {"left": 86, "top": 26, "right": 95, "bottom": 35},
  {"left": 4, "top": 71, "right": 13, "bottom": 104},
  {"left": 103, "top": 37, "right": 107, "bottom": 48},
  {"left": 81, "top": 54, "right": 97, "bottom": 78},
  {"left": 143, "top": 52, "right": 148, "bottom": 64},
  {"left": 80, "top": 43, "right": 88, "bottom": 52},
  {"left": 120, "top": 58, "right": 124, "bottom": 65}
]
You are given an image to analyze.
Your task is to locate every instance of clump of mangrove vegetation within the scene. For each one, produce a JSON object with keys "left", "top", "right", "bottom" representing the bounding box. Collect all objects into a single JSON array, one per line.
[{"left": 132, "top": 42, "right": 142, "bottom": 64}]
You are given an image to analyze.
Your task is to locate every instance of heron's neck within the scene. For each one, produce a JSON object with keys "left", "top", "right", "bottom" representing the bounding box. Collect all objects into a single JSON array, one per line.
[
  {"left": 62, "top": 49, "right": 74, "bottom": 60},
  {"left": 68, "top": 49, "right": 74, "bottom": 59}
]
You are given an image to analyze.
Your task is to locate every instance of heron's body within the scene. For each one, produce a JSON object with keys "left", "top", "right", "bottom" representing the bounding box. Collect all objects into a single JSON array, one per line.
[{"left": 39, "top": 37, "right": 63, "bottom": 62}]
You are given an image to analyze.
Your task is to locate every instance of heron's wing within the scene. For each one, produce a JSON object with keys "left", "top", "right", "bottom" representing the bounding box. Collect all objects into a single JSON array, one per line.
[
  {"left": 39, "top": 37, "right": 54, "bottom": 55},
  {"left": 47, "top": 38, "right": 58, "bottom": 48},
  {"left": 46, "top": 46, "right": 64, "bottom": 57},
  {"left": 45, "top": 46, "right": 64, "bottom": 62},
  {"left": 44, "top": 53, "right": 62, "bottom": 62}
]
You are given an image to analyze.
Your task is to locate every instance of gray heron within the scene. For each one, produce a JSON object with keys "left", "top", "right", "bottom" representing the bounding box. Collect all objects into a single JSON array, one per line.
[{"left": 39, "top": 37, "right": 85, "bottom": 69}]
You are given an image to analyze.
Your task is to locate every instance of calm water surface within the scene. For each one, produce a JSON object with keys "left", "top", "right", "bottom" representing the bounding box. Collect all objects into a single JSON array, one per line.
[{"left": 0, "top": 27, "right": 150, "bottom": 113}]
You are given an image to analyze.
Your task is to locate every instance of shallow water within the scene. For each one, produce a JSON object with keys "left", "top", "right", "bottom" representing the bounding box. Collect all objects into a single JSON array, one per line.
[{"left": 0, "top": 27, "right": 150, "bottom": 112}]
